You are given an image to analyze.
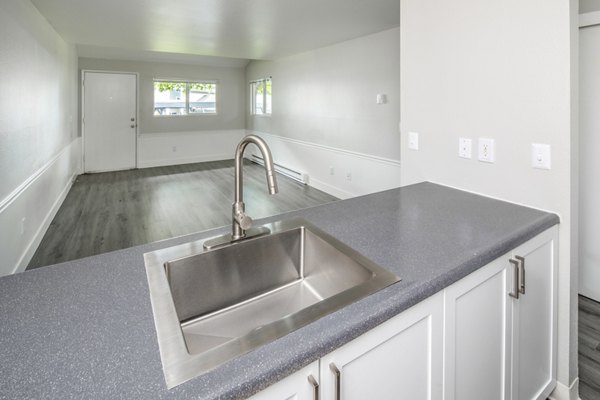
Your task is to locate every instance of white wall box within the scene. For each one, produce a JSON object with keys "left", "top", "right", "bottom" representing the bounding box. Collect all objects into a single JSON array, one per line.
[{"left": 252, "top": 227, "right": 557, "bottom": 400}]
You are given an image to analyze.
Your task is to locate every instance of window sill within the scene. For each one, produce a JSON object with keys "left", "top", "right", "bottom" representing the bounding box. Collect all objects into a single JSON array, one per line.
[{"left": 153, "top": 113, "right": 219, "bottom": 118}]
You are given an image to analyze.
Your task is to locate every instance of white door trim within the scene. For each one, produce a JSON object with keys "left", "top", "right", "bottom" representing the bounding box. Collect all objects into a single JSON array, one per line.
[
  {"left": 578, "top": 25, "right": 600, "bottom": 302},
  {"left": 81, "top": 70, "right": 139, "bottom": 172},
  {"left": 580, "top": 11, "right": 600, "bottom": 28}
]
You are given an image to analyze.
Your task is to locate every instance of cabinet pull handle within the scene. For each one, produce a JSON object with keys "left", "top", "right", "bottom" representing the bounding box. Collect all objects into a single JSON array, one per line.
[
  {"left": 516, "top": 255, "right": 525, "bottom": 295},
  {"left": 509, "top": 258, "right": 520, "bottom": 299},
  {"left": 330, "top": 362, "right": 341, "bottom": 400},
  {"left": 307, "top": 374, "right": 319, "bottom": 400}
]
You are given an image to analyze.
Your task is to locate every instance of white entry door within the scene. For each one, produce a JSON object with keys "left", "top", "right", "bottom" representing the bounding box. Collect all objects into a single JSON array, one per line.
[
  {"left": 83, "top": 71, "right": 137, "bottom": 172},
  {"left": 580, "top": 24, "right": 600, "bottom": 302}
]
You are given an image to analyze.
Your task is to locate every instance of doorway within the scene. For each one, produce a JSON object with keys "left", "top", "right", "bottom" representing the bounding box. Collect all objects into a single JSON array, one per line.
[
  {"left": 82, "top": 71, "right": 137, "bottom": 173},
  {"left": 580, "top": 22, "right": 600, "bottom": 303}
]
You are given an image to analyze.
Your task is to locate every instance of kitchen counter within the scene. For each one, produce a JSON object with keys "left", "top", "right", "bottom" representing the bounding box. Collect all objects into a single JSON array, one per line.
[{"left": 0, "top": 182, "right": 559, "bottom": 399}]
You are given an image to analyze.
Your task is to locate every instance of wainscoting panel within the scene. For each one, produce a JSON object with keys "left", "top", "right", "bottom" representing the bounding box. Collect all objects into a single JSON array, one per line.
[
  {"left": 0, "top": 138, "right": 82, "bottom": 276},
  {"left": 245, "top": 131, "right": 401, "bottom": 199},
  {"left": 138, "top": 129, "right": 246, "bottom": 168}
]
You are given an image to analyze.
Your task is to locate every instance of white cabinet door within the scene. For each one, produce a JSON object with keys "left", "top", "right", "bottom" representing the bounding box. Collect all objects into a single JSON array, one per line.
[
  {"left": 319, "top": 292, "right": 443, "bottom": 400},
  {"left": 444, "top": 257, "right": 511, "bottom": 400},
  {"left": 509, "top": 227, "right": 557, "bottom": 400},
  {"left": 249, "top": 361, "right": 320, "bottom": 400}
]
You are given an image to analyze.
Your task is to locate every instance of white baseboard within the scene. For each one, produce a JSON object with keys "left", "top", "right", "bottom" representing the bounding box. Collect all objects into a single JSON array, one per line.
[
  {"left": 309, "top": 178, "right": 356, "bottom": 200},
  {"left": 0, "top": 138, "right": 82, "bottom": 276},
  {"left": 138, "top": 129, "right": 245, "bottom": 169},
  {"left": 549, "top": 377, "right": 580, "bottom": 400},
  {"left": 245, "top": 130, "right": 401, "bottom": 199},
  {"left": 14, "top": 170, "right": 78, "bottom": 273}
]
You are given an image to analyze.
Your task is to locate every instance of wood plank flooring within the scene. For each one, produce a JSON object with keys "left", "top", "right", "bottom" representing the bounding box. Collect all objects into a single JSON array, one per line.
[
  {"left": 580, "top": 294, "right": 600, "bottom": 400},
  {"left": 27, "top": 160, "right": 338, "bottom": 269}
]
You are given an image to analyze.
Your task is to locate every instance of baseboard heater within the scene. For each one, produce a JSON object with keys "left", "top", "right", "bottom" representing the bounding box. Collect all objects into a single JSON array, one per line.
[{"left": 250, "top": 154, "right": 308, "bottom": 184}]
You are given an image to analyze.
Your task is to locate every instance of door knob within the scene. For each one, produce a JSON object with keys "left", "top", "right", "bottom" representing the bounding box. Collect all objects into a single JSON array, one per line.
[
  {"left": 130, "top": 124, "right": 135, "bottom": 128},
  {"left": 130, "top": 117, "right": 135, "bottom": 121}
]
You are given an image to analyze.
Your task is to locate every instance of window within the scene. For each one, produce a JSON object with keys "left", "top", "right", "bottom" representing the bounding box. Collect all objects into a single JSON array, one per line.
[
  {"left": 154, "top": 80, "right": 217, "bottom": 116},
  {"left": 250, "top": 78, "right": 272, "bottom": 115}
]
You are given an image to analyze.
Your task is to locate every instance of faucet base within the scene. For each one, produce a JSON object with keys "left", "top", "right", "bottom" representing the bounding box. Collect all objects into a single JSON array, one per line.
[{"left": 202, "top": 226, "right": 271, "bottom": 250}]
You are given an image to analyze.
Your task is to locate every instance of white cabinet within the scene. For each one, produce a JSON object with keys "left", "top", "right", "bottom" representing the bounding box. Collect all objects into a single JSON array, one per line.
[
  {"left": 319, "top": 292, "right": 443, "bottom": 400},
  {"left": 508, "top": 227, "right": 557, "bottom": 400},
  {"left": 248, "top": 361, "right": 320, "bottom": 400},
  {"left": 444, "top": 257, "right": 511, "bottom": 400},
  {"left": 252, "top": 227, "right": 557, "bottom": 400},
  {"left": 444, "top": 226, "right": 557, "bottom": 400},
  {"left": 250, "top": 292, "right": 443, "bottom": 400}
]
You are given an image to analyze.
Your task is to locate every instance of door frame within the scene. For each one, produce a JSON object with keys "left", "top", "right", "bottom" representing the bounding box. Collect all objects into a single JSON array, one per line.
[
  {"left": 81, "top": 70, "right": 140, "bottom": 173},
  {"left": 579, "top": 16, "right": 600, "bottom": 302}
]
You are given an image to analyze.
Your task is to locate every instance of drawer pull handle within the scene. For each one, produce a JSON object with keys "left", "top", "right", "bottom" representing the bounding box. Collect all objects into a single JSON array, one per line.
[
  {"left": 509, "top": 258, "right": 520, "bottom": 299},
  {"left": 330, "top": 362, "right": 341, "bottom": 400},
  {"left": 516, "top": 255, "right": 525, "bottom": 294},
  {"left": 307, "top": 374, "right": 319, "bottom": 400}
]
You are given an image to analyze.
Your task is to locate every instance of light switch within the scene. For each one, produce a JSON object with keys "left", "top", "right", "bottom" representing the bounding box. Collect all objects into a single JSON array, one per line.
[
  {"left": 532, "top": 143, "right": 551, "bottom": 170},
  {"left": 459, "top": 138, "right": 472, "bottom": 159},
  {"left": 408, "top": 132, "right": 419, "bottom": 150}
]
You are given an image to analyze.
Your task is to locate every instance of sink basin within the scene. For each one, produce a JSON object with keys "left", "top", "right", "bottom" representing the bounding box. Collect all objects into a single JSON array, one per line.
[{"left": 144, "top": 217, "right": 400, "bottom": 388}]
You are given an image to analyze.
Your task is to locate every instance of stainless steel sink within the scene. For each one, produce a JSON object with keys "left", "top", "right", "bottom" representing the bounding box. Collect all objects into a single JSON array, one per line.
[{"left": 144, "top": 217, "right": 400, "bottom": 388}]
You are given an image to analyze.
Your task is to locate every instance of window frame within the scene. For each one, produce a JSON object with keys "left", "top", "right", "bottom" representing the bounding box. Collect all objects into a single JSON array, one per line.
[
  {"left": 153, "top": 79, "right": 218, "bottom": 117},
  {"left": 250, "top": 77, "right": 272, "bottom": 116}
]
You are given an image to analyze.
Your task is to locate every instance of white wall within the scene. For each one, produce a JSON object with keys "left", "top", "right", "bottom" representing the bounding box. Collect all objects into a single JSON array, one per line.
[
  {"left": 138, "top": 129, "right": 245, "bottom": 168},
  {"left": 78, "top": 58, "right": 247, "bottom": 167},
  {"left": 0, "top": 0, "right": 81, "bottom": 276},
  {"left": 246, "top": 28, "right": 401, "bottom": 197},
  {"left": 78, "top": 58, "right": 247, "bottom": 134},
  {"left": 399, "top": 0, "right": 579, "bottom": 397}
]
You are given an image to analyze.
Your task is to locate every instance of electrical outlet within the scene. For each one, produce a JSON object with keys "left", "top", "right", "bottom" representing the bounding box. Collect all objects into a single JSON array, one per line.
[
  {"left": 329, "top": 166, "right": 335, "bottom": 176},
  {"left": 21, "top": 217, "right": 26, "bottom": 236},
  {"left": 346, "top": 172, "right": 352, "bottom": 181},
  {"left": 458, "top": 138, "right": 472, "bottom": 159},
  {"left": 478, "top": 138, "right": 495, "bottom": 163},
  {"left": 172, "top": 146, "right": 177, "bottom": 152},
  {"left": 408, "top": 132, "right": 419, "bottom": 150}
]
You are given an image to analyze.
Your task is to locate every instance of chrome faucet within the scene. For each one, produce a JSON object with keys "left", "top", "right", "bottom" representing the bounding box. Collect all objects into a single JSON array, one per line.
[
  {"left": 232, "top": 135, "right": 278, "bottom": 239},
  {"left": 204, "top": 135, "right": 278, "bottom": 249}
]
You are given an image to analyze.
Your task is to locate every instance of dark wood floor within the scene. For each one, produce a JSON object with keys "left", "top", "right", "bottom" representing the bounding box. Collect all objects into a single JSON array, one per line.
[
  {"left": 27, "top": 160, "right": 338, "bottom": 269},
  {"left": 580, "top": 294, "right": 600, "bottom": 400}
]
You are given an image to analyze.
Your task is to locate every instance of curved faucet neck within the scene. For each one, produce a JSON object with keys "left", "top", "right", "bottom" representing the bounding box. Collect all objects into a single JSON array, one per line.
[{"left": 232, "top": 135, "right": 278, "bottom": 240}]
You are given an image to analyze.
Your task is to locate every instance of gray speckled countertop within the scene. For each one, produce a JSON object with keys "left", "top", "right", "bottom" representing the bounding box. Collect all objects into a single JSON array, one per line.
[{"left": 0, "top": 182, "right": 558, "bottom": 399}]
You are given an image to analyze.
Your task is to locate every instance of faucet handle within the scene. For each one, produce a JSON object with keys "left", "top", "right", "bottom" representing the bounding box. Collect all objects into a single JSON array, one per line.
[
  {"left": 233, "top": 202, "right": 253, "bottom": 232},
  {"left": 236, "top": 213, "right": 253, "bottom": 230}
]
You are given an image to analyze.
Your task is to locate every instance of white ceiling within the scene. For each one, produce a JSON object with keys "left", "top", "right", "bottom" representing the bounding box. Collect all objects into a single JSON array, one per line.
[{"left": 31, "top": 0, "right": 400, "bottom": 65}]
